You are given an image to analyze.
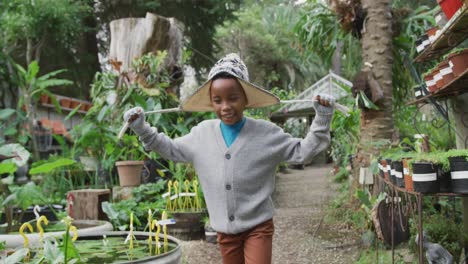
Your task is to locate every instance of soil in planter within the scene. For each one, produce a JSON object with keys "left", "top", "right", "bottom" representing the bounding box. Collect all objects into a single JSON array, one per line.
[
  {"left": 412, "top": 162, "right": 439, "bottom": 193},
  {"left": 27, "top": 236, "right": 177, "bottom": 263},
  {"left": 449, "top": 156, "right": 468, "bottom": 193}
]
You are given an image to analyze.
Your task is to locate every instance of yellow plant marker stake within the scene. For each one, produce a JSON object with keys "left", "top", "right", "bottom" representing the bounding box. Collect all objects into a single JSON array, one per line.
[
  {"left": 69, "top": 226, "right": 78, "bottom": 241},
  {"left": 162, "top": 211, "right": 168, "bottom": 253},
  {"left": 193, "top": 179, "right": 200, "bottom": 211},
  {"left": 172, "top": 181, "right": 180, "bottom": 211},
  {"left": 166, "top": 181, "right": 172, "bottom": 211},
  {"left": 151, "top": 219, "right": 161, "bottom": 255},
  {"left": 37, "top": 215, "right": 49, "bottom": 243},
  {"left": 183, "top": 180, "right": 193, "bottom": 210},
  {"left": 148, "top": 209, "right": 153, "bottom": 255},
  {"left": 130, "top": 212, "right": 134, "bottom": 250},
  {"left": 19, "top": 222, "right": 34, "bottom": 261}
]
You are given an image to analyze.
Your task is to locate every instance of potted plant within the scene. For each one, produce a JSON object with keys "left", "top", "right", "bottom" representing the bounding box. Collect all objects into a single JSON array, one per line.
[
  {"left": 423, "top": 71, "right": 437, "bottom": 93},
  {"left": 402, "top": 158, "right": 414, "bottom": 191},
  {"left": 408, "top": 152, "right": 442, "bottom": 193},
  {"left": 202, "top": 216, "right": 217, "bottom": 244},
  {"left": 435, "top": 6, "right": 449, "bottom": 28},
  {"left": 427, "top": 26, "right": 439, "bottom": 43},
  {"left": 413, "top": 84, "right": 427, "bottom": 99},
  {"left": 438, "top": 60, "right": 455, "bottom": 86},
  {"left": 59, "top": 97, "right": 72, "bottom": 109},
  {"left": 437, "top": 0, "right": 463, "bottom": 20},
  {"left": 163, "top": 162, "right": 207, "bottom": 241},
  {"left": 444, "top": 149, "right": 468, "bottom": 193},
  {"left": 115, "top": 134, "right": 150, "bottom": 187},
  {"left": 415, "top": 33, "right": 430, "bottom": 54},
  {"left": 447, "top": 48, "right": 468, "bottom": 77},
  {"left": 433, "top": 67, "right": 445, "bottom": 90}
]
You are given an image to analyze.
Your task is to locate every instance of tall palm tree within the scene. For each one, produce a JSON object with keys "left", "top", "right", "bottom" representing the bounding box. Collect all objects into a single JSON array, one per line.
[{"left": 356, "top": 0, "right": 394, "bottom": 168}]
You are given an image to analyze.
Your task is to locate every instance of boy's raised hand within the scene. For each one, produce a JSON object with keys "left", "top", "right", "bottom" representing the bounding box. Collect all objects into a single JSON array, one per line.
[
  {"left": 123, "top": 107, "right": 146, "bottom": 135},
  {"left": 313, "top": 94, "right": 335, "bottom": 115}
]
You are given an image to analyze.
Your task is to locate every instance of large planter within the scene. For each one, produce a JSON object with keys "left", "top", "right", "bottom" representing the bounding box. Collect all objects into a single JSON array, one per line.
[
  {"left": 437, "top": 165, "right": 452, "bottom": 193},
  {"left": 169, "top": 210, "right": 206, "bottom": 241},
  {"left": 116, "top": 160, "right": 144, "bottom": 186},
  {"left": 449, "top": 156, "right": 468, "bottom": 193},
  {"left": 438, "top": 0, "right": 463, "bottom": 20},
  {"left": 412, "top": 162, "right": 439, "bottom": 193},
  {"left": 448, "top": 49, "right": 468, "bottom": 77},
  {"left": 403, "top": 159, "right": 414, "bottom": 191},
  {"left": 74, "top": 231, "right": 182, "bottom": 264},
  {"left": 204, "top": 224, "right": 217, "bottom": 244},
  {"left": 392, "top": 161, "right": 405, "bottom": 188},
  {"left": 1, "top": 220, "right": 113, "bottom": 248}
]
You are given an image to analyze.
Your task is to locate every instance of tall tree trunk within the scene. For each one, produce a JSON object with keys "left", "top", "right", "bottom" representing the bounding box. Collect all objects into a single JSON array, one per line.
[{"left": 355, "top": 0, "right": 394, "bottom": 177}]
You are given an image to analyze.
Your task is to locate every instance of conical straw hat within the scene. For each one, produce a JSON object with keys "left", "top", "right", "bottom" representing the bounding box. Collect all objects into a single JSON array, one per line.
[{"left": 181, "top": 53, "right": 279, "bottom": 112}]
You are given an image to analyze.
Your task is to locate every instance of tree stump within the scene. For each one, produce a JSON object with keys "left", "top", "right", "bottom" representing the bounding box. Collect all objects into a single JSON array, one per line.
[
  {"left": 109, "top": 12, "right": 184, "bottom": 73},
  {"left": 67, "top": 189, "right": 110, "bottom": 220}
]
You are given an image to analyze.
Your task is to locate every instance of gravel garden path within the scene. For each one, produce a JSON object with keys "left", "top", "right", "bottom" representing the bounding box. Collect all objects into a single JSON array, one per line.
[{"left": 181, "top": 164, "right": 360, "bottom": 264}]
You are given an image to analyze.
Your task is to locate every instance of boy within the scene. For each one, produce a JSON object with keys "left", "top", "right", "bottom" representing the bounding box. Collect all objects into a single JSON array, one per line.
[{"left": 124, "top": 53, "right": 334, "bottom": 264}]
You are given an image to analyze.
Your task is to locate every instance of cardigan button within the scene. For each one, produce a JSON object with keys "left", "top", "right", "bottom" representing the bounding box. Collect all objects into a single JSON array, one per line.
[
  {"left": 225, "top": 154, "right": 231, "bottom": 160},
  {"left": 226, "top": 184, "right": 231, "bottom": 190},
  {"left": 229, "top": 215, "right": 235, "bottom": 221}
]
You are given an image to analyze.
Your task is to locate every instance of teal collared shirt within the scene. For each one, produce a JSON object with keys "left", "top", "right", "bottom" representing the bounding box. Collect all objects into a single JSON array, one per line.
[{"left": 220, "top": 117, "right": 246, "bottom": 148}]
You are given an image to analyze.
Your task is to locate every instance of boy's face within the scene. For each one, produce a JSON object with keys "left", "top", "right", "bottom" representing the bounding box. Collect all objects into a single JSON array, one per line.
[{"left": 210, "top": 78, "right": 247, "bottom": 125}]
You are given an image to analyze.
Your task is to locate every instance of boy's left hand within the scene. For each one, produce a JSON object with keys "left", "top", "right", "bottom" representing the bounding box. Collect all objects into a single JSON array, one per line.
[{"left": 313, "top": 94, "right": 335, "bottom": 115}]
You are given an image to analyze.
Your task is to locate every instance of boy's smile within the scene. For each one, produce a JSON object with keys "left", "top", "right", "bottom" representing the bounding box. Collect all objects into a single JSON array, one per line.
[{"left": 210, "top": 78, "right": 247, "bottom": 125}]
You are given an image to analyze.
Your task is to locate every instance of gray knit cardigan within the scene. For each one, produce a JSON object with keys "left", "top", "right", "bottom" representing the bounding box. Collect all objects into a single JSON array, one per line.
[{"left": 138, "top": 114, "right": 332, "bottom": 234}]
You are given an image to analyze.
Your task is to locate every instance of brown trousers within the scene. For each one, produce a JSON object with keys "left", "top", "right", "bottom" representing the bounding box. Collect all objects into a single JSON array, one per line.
[{"left": 217, "top": 219, "right": 274, "bottom": 264}]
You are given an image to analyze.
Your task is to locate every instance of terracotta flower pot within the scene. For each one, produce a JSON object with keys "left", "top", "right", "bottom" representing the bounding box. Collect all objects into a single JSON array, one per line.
[
  {"left": 70, "top": 100, "right": 81, "bottom": 109},
  {"left": 438, "top": 60, "right": 456, "bottom": 86},
  {"left": 437, "top": 0, "right": 463, "bottom": 20},
  {"left": 423, "top": 72, "right": 436, "bottom": 93},
  {"left": 59, "top": 98, "right": 72, "bottom": 108},
  {"left": 427, "top": 26, "right": 439, "bottom": 43},
  {"left": 403, "top": 159, "right": 414, "bottom": 192},
  {"left": 40, "top": 94, "right": 50, "bottom": 104},
  {"left": 433, "top": 68, "right": 445, "bottom": 90},
  {"left": 448, "top": 49, "right": 468, "bottom": 77},
  {"left": 79, "top": 103, "right": 87, "bottom": 111},
  {"left": 116, "top": 160, "right": 144, "bottom": 187}
]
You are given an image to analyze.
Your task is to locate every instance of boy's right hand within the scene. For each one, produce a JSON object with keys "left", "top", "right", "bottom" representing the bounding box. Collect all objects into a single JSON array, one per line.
[{"left": 123, "top": 107, "right": 146, "bottom": 135}]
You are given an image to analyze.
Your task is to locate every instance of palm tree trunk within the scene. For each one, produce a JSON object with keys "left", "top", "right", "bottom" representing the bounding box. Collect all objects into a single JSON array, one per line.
[{"left": 355, "top": 0, "right": 394, "bottom": 173}]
